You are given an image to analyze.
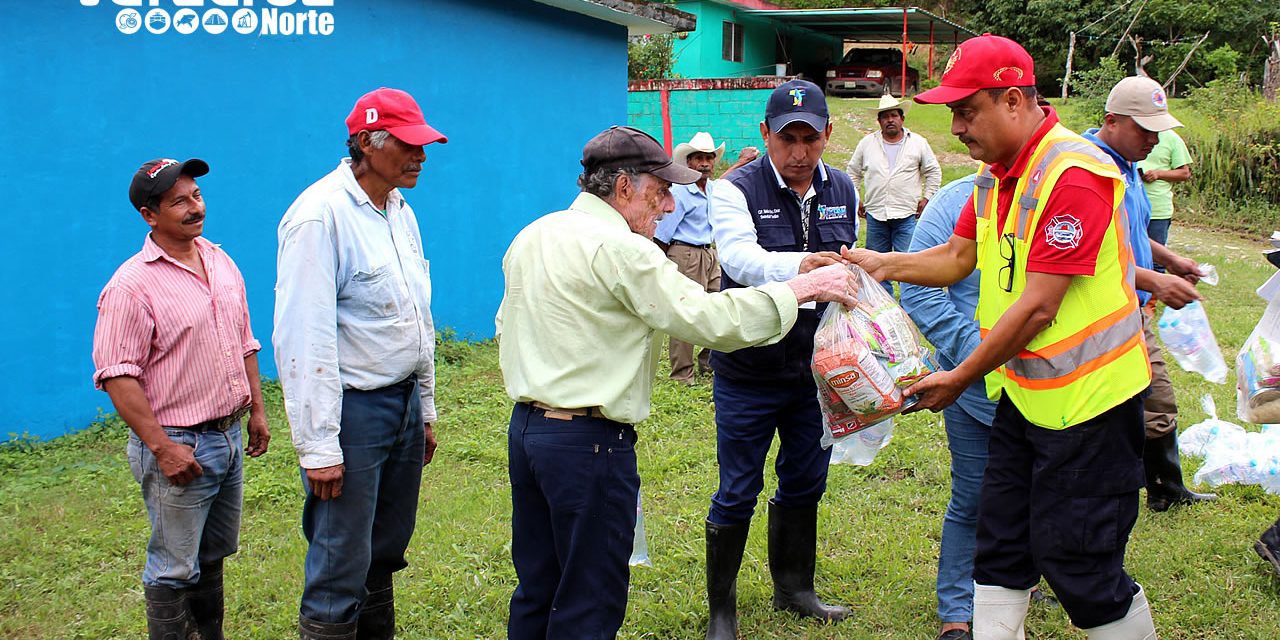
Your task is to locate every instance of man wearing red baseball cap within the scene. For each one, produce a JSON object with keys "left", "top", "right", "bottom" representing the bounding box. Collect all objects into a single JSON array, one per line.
[
  {"left": 275, "top": 87, "right": 446, "bottom": 640},
  {"left": 845, "top": 35, "right": 1159, "bottom": 640}
]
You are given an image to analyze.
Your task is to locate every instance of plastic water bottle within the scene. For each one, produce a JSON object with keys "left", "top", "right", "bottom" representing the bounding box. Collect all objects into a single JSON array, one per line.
[{"left": 1159, "top": 302, "right": 1229, "bottom": 383}]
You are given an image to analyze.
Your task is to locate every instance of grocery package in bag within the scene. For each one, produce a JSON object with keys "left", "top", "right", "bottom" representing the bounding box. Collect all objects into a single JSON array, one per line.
[
  {"left": 1238, "top": 271, "right": 1280, "bottom": 423},
  {"left": 812, "top": 266, "right": 936, "bottom": 442},
  {"left": 1158, "top": 301, "right": 1228, "bottom": 384}
]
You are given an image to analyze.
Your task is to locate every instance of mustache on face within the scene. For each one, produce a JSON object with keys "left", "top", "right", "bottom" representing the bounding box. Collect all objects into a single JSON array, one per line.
[
  {"left": 183, "top": 214, "right": 204, "bottom": 224},
  {"left": 404, "top": 164, "right": 422, "bottom": 172}
]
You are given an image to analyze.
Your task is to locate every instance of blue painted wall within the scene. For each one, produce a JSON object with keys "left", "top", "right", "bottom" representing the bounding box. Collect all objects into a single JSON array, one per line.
[{"left": 0, "top": 0, "right": 628, "bottom": 439}]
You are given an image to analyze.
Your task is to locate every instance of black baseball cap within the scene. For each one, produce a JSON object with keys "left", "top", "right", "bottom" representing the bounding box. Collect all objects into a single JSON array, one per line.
[
  {"left": 581, "top": 126, "right": 701, "bottom": 185},
  {"left": 766, "top": 79, "right": 829, "bottom": 132},
  {"left": 129, "top": 158, "right": 209, "bottom": 211}
]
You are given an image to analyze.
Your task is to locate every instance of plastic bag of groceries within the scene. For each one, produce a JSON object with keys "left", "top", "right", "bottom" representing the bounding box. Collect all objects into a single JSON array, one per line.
[
  {"left": 1158, "top": 301, "right": 1228, "bottom": 384},
  {"left": 812, "top": 266, "right": 936, "bottom": 448},
  {"left": 1238, "top": 272, "right": 1280, "bottom": 424}
]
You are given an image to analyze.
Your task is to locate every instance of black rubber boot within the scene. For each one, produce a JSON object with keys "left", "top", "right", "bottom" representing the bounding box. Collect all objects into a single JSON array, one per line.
[
  {"left": 766, "top": 500, "right": 850, "bottom": 623},
  {"left": 1144, "top": 431, "right": 1216, "bottom": 512},
  {"left": 188, "top": 562, "right": 224, "bottom": 640},
  {"left": 1256, "top": 516, "right": 1280, "bottom": 578},
  {"left": 299, "top": 615, "right": 357, "bottom": 640},
  {"left": 143, "top": 585, "right": 201, "bottom": 640},
  {"left": 705, "top": 520, "right": 749, "bottom": 640},
  {"left": 356, "top": 574, "right": 395, "bottom": 639}
]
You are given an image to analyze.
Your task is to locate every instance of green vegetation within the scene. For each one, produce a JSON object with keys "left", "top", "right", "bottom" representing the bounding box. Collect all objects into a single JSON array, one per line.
[{"left": 3, "top": 224, "right": 1280, "bottom": 638}]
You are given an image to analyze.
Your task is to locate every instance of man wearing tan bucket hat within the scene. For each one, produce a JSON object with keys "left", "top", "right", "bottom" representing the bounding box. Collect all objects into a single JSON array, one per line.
[
  {"left": 655, "top": 132, "right": 758, "bottom": 384},
  {"left": 1083, "top": 75, "right": 1217, "bottom": 520}
]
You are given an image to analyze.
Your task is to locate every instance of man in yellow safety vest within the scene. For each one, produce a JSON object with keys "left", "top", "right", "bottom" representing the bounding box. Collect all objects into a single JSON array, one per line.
[{"left": 846, "top": 35, "right": 1157, "bottom": 639}]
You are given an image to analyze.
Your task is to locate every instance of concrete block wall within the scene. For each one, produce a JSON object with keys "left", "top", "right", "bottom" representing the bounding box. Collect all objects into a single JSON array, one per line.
[{"left": 627, "top": 77, "right": 787, "bottom": 160}]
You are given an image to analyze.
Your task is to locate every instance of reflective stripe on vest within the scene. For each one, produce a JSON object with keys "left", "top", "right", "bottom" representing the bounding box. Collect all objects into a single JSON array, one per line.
[{"left": 974, "top": 123, "right": 1151, "bottom": 428}]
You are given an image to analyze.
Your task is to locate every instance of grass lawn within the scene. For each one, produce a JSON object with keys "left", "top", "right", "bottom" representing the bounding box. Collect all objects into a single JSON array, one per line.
[
  {"left": 3, "top": 222, "right": 1280, "bottom": 638},
  {"left": 5, "top": 99, "right": 1280, "bottom": 637}
]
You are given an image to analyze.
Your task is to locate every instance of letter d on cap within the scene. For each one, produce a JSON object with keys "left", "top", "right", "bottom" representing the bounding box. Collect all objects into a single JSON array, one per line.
[{"left": 365, "top": 108, "right": 378, "bottom": 124}]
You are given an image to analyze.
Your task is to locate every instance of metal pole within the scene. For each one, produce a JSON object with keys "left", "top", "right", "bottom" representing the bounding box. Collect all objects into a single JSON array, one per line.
[
  {"left": 901, "top": 6, "right": 908, "bottom": 95},
  {"left": 660, "top": 87, "right": 672, "bottom": 154},
  {"left": 929, "top": 21, "right": 935, "bottom": 79}
]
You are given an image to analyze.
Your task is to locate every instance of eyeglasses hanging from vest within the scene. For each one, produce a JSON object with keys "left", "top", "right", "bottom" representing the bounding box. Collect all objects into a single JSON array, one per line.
[{"left": 999, "top": 232, "right": 1016, "bottom": 293}]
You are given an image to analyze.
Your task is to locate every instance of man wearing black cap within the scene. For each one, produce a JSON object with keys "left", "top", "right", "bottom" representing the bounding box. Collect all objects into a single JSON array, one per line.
[
  {"left": 275, "top": 87, "right": 446, "bottom": 640},
  {"left": 497, "top": 125, "right": 859, "bottom": 640},
  {"left": 93, "top": 158, "right": 270, "bottom": 639},
  {"left": 703, "top": 78, "right": 859, "bottom": 638}
]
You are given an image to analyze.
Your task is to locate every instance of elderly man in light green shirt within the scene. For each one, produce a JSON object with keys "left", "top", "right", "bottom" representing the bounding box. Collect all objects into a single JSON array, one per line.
[{"left": 497, "top": 125, "right": 856, "bottom": 640}]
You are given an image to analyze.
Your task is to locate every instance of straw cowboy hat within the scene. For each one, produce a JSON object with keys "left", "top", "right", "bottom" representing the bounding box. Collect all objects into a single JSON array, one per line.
[
  {"left": 875, "top": 93, "right": 908, "bottom": 116},
  {"left": 673, "top": 132, "right": 726, "bottom": 166}
]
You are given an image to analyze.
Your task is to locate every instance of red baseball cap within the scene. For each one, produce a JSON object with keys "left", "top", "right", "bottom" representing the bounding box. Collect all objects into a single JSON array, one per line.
[
  {"left": 914, "top": 34, "right": 1037, "bottom": 105},
  {"left": 345, "top": 87, "right": 447, "bottom": 146}
]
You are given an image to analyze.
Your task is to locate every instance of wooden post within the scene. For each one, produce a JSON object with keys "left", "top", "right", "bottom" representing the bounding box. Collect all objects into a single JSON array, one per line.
[
  {"left": 1264, "top": 35, "right": 1280, "bottom": 102},
  {"left": 1162, "top": 32, "right": 1209, "bottom": 91},
  {"left": 1062, "top": 31, "right": 1076, "bottom": 101}
]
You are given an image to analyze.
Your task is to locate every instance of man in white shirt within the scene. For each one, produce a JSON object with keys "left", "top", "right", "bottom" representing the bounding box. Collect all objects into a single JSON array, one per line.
[
  {"left": 274, "top": 87, "right": 445, "bottom": 640},
  {"left": 847, "top": 94, "right": 942, "bottom": 295},
  {"left": 654, "top": 132, "right": 757, "bottom": 384}
]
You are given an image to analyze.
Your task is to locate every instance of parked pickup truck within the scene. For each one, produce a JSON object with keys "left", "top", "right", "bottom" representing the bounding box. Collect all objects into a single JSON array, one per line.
[{"left": 825, "top": 48, "right": 920, "bottom": 97}]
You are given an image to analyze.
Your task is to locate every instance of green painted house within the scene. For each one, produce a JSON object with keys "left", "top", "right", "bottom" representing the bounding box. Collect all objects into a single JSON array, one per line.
[{"left": 669, "top": 0, "right": 841, "bottom": 81}]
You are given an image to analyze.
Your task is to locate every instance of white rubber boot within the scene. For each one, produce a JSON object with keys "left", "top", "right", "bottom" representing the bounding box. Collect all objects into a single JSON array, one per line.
[
  {"left": 973, "top": 583, "right": 1031, "bottom": 640},
  {"left": 1084, "top": 585, "right": 1157, "bottom": 640}
]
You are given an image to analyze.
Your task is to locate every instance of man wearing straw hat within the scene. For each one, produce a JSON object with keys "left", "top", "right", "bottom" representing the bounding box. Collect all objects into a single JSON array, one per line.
[
  {"left": 846, "top": 93, "right": 942, "bottom": 295},
  {"left": 655, "top": 132, "right": 757, "bottom": 384}
]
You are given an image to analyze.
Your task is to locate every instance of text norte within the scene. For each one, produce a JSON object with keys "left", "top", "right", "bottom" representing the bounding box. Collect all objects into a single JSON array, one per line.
[{"left": 83, "top": 1, "right": 336, "bottom": 37}]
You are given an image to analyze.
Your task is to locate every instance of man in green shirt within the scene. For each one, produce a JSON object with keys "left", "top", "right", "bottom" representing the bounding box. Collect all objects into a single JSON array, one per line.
[
  {"left": 1138, "top": 129, "right": 1193, "bottom": 254},
  {"left": 496, "top": 125, "right": 858, "bottom": 640}
]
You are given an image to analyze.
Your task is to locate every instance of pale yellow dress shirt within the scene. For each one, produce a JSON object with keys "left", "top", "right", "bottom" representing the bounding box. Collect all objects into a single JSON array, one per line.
[{"left": 496, "top": 192, "right": 800, "bottom": 425}]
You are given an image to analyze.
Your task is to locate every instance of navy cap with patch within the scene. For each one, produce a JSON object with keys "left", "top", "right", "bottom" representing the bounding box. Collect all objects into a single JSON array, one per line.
[{"left": 765, "top": 79, "right": 829, "bottom": 132}]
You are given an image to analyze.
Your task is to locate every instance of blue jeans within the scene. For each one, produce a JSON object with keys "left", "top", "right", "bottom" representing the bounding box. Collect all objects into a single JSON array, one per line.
[
  {"left": 507, "top": 403, "right": 640, "bottom": 640},
  {"left": 864, "top": 215, "right": 918, "bottom": 296},
  {"left": 1148, "top": 219, "right": 1171, "bottom": 273},
  {"left": 708, "top": 377, "right": 831, "bottom": 525},
  {"left": 937, "top": 406, "right": 992, "bottom": 624},
  {"left": 128, "top": 423, "right": 244, "bottom": 588},
  {"left": 300, "top": 377, "right": 424, "bottom": 624}
]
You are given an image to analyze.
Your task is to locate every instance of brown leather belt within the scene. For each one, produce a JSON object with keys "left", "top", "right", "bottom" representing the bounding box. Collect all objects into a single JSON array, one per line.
[
  {"left": 529, "top": 401, "right": 605, "bottom": 420},
  {"left": 181, "top": 405, "right": 251, "bottom": 432}
]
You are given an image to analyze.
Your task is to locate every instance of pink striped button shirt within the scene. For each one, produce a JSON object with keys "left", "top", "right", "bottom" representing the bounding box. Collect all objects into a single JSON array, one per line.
[{"left": 93, "top": 234, "right": 261, "bottom": 427}]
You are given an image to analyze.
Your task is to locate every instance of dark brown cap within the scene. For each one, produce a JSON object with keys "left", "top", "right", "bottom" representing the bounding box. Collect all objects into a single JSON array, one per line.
[{"left": 581, "top": 126, "right": 701, "bottom": 184}]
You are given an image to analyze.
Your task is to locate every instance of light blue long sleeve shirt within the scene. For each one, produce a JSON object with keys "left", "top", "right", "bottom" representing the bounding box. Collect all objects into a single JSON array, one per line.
[
  {"left": 655, "top": 181, "right": 715, "bottom": 246},
  {"left": 899, "top": 173, "right": 996, "bottom": 425}
]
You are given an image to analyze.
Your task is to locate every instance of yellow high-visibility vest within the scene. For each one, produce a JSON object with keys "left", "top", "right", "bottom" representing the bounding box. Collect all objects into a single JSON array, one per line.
[{"left": 974, "top": 123, "right": 1151, "bottom": 429}]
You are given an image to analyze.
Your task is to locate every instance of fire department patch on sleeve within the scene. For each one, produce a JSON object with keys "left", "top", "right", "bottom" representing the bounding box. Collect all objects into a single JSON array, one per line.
[{"left": 1044, "top": 214, "right": 1083, "bottom": 249}]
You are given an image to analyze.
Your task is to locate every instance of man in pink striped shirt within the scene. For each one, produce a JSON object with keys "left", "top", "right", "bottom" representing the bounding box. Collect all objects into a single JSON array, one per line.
[{"left": 93, "top": 157, "right": 270, "bottom": 640}]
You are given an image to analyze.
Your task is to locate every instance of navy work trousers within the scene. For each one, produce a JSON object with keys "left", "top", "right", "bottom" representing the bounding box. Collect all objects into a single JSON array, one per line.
[
  {"left": 507, "top": 402, "right": 640, "bottom": 640},
  {"left": 709, "top": 376, "right": 832, "bottom": 526},
  {"left": 974, "top": 394, "right": 1145, "bottom": 629},
  {"left": 300, "top": 376, "right": 424, "bottom": 624}
]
